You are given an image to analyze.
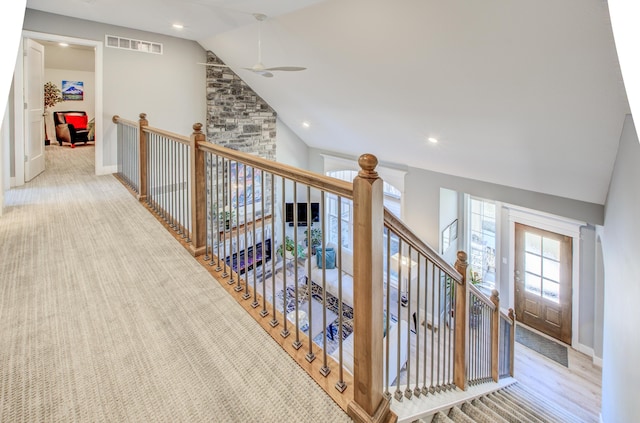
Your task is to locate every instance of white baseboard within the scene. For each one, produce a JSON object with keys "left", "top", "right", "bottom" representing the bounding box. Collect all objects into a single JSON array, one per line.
[
  {"left": 593, "top": 355, "right": 603, "bottom": 367},
  {"left": 573, "top": 342, "right": 594, "bottom": 358},
  {"left": 97, "top": 165, "right": 117, "bottom": 175}
]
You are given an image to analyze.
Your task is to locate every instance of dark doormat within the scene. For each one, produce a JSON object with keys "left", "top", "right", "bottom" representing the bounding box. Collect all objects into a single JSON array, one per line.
[{"left": 516, "top": 325, "right": 569, "bottom": 367}]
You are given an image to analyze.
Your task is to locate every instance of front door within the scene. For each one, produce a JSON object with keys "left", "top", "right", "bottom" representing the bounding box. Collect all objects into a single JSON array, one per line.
[
  {"left": 514, "top": 223, "right": 572, "bottom": 344},
  {"left": 24, "top": 38, "right": 46, "bottom": 182}
]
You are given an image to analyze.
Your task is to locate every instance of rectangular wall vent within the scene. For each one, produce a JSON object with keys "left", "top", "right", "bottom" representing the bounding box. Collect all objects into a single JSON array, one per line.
[{"left": 105, "top": 35, "right": 163, "bottom": 55}]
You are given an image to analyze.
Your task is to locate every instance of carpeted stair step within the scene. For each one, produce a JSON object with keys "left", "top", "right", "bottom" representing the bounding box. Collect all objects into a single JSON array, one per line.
[
  {"left": 422, "top": 382, "right": 583, "bottom": 423},
  {"left": 460, "top": 401, "right": 509, "bottom": 423},
  {"left": 470, "top": 398, "right": 511, "bottom": 422},
  {"left": 447, "top": 406, "right": 476, "bottom": 423},
  {"left": 430, "top": 411, "right": 454, "bottom": 422},
  {"left": 488, "top": 391, "right": 547, "bottom": 422},
  {"left": 479, "top": 393, "right": 543, "bottom": 423}
]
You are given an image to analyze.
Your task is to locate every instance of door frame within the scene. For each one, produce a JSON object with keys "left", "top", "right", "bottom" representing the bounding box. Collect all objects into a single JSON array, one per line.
[
  {"left": 12, "top": 30, "right": 104, "bottom": 186},
  {"left": 506, "top": 205, "right": 584, "bottom": 349}
]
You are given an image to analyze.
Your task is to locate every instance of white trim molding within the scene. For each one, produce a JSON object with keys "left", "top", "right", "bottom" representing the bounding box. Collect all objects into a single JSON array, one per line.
[
  {"left": 319, "top": 153, "right": 407, "bottom": 192},
  {"left": 19, "top": 31, "right": 106, "bottom": 175},
  {"left": 505, "top": 204, "right": 585, "bottom": 349}
]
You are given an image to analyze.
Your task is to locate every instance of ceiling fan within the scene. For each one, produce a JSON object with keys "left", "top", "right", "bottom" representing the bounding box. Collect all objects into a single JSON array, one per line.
[{"left": 242, "top": 13, "right": 306, "bottom": 78}]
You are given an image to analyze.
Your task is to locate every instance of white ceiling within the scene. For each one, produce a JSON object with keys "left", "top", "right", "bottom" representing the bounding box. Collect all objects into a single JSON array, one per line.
[{"left": 26, "top": 0, "right": 630, "bottom": 205}]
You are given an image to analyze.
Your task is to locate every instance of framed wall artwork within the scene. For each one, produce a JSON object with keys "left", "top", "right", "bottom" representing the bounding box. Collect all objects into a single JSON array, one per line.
[{"left": 61, "top": 80, "right": 84, "bottom": 101}]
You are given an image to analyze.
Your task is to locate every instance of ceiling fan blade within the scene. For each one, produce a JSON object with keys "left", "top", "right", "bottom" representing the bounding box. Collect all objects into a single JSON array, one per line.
[
  {"left": 242, "top": 68, "right": 273, "bottom": 78},
  {"left": 197, "top": 62, "right": 228, "bottom": 68},
  {"left": 264, "top": 66, "right": 306, "bottom": 72},
  {"left": 241, "top": 14, "right": 307, "bottom": 77}
]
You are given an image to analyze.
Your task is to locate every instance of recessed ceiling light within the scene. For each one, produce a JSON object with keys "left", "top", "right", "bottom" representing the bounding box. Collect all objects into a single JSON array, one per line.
[
  {"left": 59, "top": 42, "right": 69, "bottom": 47},
  {"left": 302, "top": 121, "right": 311, "bottom": 128},
  {"left": 428, "top": 137, "right": 438, "bottom": 144},
  {"left": 172, "top": 23, "right": 184, "bottom": 29}
]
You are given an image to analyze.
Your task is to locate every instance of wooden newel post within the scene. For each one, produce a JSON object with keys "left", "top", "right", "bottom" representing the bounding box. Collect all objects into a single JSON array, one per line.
[
  {"left": 490, "top": 289, "right": 500, "bottom": 382},
  {"left": 189, "top": 123, "right": 206, "bottom": 257},
  {"left": 454, "top": 251, "right": 469, "bottom": 391},
  {"left": 348, "top": 154, "right": 395, "bottom": 423},
  {"left": 138, "top": 113, "right": 148, "bottom": 201}
]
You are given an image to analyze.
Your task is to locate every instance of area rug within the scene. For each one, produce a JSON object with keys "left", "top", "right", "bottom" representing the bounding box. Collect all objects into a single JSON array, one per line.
[
  {"left": 516, "top": 325, "right": 568, "bottom": 367},
  {"left": 311, "top": 282, "right": 353, "bottom": 354}
]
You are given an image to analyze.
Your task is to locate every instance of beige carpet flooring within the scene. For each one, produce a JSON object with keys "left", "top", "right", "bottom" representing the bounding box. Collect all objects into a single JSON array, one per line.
[{"left": 0, "top": 144, "right": 351, "bottom": 422}]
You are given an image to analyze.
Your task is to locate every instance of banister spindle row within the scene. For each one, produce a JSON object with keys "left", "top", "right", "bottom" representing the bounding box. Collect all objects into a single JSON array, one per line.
[{"left": 113, "top": 114, "right": 516, "bottom": 423}]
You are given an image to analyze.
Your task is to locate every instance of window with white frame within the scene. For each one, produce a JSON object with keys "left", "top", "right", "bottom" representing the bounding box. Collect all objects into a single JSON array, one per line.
[
  {"left": 326, "top": 195, "right": 353, "bottom": 250},
  {"left": 468, "top": 197, "right": 497, "bottom": 286},
  {"left": 325, "top": 170, "right": 402, "bottom": 252}
]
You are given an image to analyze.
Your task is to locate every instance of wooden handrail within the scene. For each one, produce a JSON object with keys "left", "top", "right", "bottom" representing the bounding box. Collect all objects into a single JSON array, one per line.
[
  {"left": 143, "top": 126, "right": 191, "bottom": 146},
  {"left": 112, "top": 114, "right": 513, "bottom": 414},
  {"left": 196, "top": 141, "right": 354, "bottom": 199},
  {"left": 499, "top": 308, "right": 514, "bottom": 322},
  {"left": 112, "top": 115, "right": 138, "bottom": 127},
  {"left": 383, "top": 209, "right": 462, "bottom": 284},
  {"left": 469, "top": 284, "right": 496, "bottom": 311}
]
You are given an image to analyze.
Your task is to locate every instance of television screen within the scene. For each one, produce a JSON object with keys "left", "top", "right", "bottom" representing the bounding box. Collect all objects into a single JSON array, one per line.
[{"left": 285, "top": 202, "right": 320, "bottom": 225}]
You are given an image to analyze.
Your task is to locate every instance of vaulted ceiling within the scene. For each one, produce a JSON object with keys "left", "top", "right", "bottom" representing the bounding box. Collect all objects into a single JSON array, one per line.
[{"left": 26, "top": 0, "right": 630, "bottom": 205}]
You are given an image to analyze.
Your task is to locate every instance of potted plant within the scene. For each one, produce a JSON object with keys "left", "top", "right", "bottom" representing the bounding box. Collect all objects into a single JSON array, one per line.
[
  {"left": 43, "top": 81, "right": 64, "bottom": 145},
  {"left": 218, "top": 209, "right": 235, "bottom": 230},
  {"left": 276, "top": 236, "right": 305, "bottom": 259},
  {"left": 304, "top": 227, "right": 322, "bottom": 255}
]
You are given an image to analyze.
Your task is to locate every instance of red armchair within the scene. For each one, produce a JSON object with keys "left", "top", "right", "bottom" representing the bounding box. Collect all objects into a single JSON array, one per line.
[{"left": 53, "top": 111, "right": 91, "bottom": 147}]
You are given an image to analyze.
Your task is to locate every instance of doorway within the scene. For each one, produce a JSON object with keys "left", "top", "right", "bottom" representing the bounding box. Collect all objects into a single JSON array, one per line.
[
  {"left": 514, "top": 223, "right": 573, "bottom": 344},
  {"left": 12, "top": 31, "right": 104, "bottom": 187}
]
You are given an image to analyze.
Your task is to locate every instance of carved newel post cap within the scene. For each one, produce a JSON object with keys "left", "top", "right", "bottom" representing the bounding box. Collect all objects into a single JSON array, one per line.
[
  {"left": 358, "top": 154, "right": 378, "bottom": 178},
  {"left": 456, "top": 251, "right": 468, "bottom": 263},
  {"left": 112, "top": 115, "right": 119, "bottom": 123},
  {"left": 139, "top": 113, "right": 147, "bottom": 120},
  {"left": 491, "top": 289, "right": 499, "bottom": 299},
  {"left": 193, "top": 123, "right": 203, "bottom": 133}
]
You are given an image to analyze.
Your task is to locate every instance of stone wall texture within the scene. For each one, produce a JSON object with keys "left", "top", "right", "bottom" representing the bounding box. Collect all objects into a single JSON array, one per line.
[{"left": 205, "top": 51, "right": 277, "bottom": 161}]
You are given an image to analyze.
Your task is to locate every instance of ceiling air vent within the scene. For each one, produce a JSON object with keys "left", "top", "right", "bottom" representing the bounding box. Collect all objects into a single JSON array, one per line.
[{"left": 105, "top": 35, "right": 163, "bottom": 55}]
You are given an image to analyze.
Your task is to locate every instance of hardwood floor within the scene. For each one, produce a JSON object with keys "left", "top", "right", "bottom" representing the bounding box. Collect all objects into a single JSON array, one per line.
[{"left": 514, "top": 325, "right": 602, "bottom": 423}]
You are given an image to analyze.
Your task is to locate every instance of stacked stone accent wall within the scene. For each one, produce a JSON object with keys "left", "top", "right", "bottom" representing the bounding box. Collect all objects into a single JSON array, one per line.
[{"left": 205, "top": 51, "right": 277, "bottom": 160}]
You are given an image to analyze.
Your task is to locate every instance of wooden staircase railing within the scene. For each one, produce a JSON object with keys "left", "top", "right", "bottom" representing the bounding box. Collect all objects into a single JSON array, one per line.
[{"left": 112, "top": 115, "right": 516, "bottom": 423}]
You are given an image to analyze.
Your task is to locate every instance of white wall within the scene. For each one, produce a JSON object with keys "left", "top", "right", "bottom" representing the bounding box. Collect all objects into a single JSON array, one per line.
[
  {"left": 22, "top": 9, "right": 207, "bottom": 170},
  {"left": 276, "top": 118, "right": 309, "bottom": 169},
  {"left": 579, "top": 225, "right": 596, "bottom": 350},
  {"left": 0, "top": 1, "right": 25, "bottom": 121},
  {"left": 0, "top": 1, "right": 26, "bottom": 213},
  {"left": 439, "top": 188, "right": 458, "bottom": 264},
  {"left": 601, "top": 115, "right": 640, "bottom": 422}
]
